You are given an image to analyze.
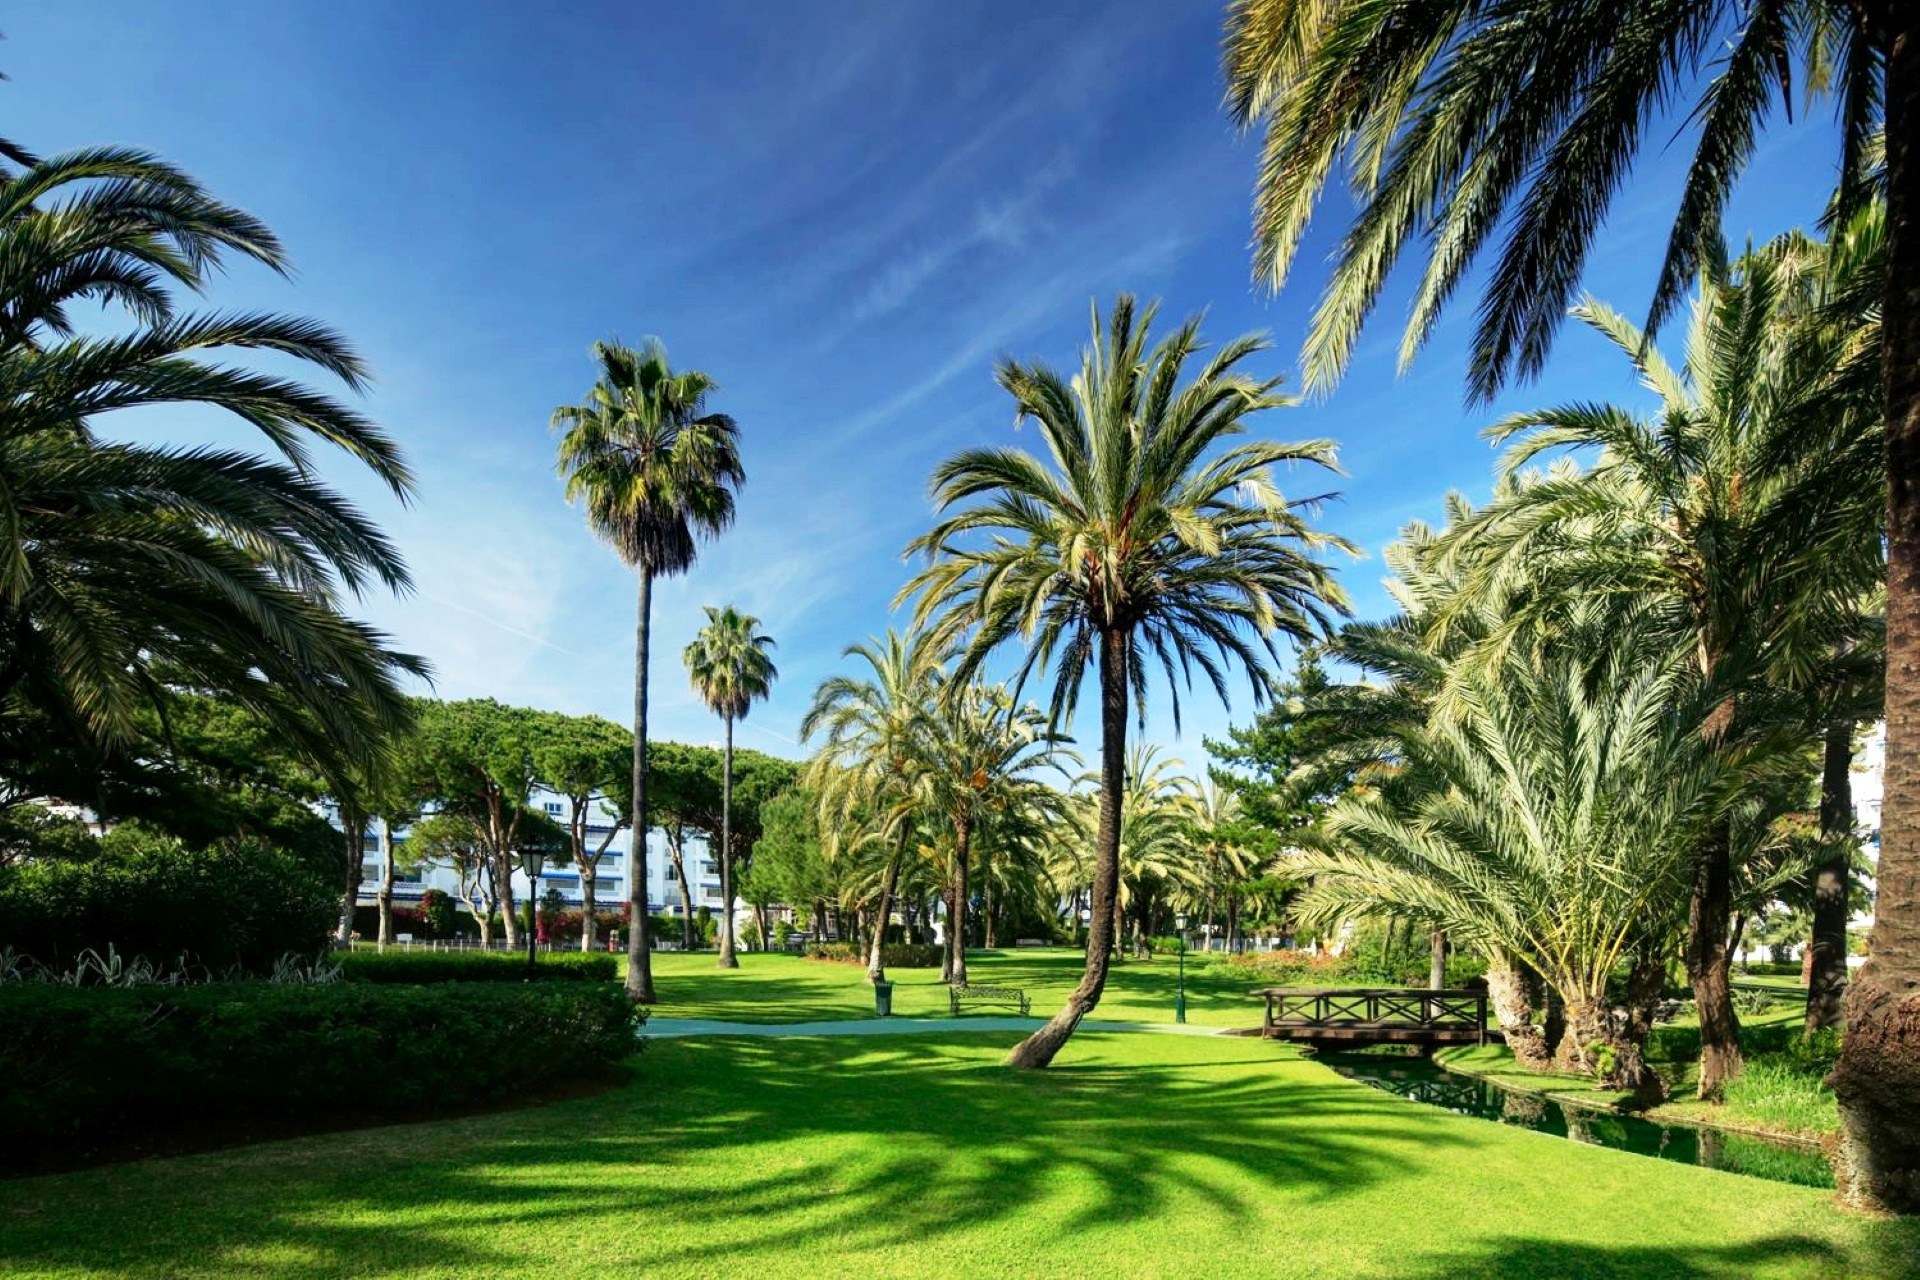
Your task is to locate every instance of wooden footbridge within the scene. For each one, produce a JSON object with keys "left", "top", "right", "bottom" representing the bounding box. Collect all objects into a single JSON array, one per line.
[{"left": 1253, "top": 987, "right": 1491, "bottom": 1050}]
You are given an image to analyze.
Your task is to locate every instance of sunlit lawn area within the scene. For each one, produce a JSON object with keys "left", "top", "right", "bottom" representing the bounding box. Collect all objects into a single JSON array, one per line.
[
  {"left": 644, "top": 946, "right": 1260, "bottom": 1026},
  {"left": 2, "top": 1030, "right": 1910, "bottom": 1279}
]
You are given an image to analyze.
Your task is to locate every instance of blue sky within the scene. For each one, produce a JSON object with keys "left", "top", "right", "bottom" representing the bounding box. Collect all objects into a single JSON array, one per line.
[{"left": 8, "top": 3, "right": 1846, "bottom": 766}]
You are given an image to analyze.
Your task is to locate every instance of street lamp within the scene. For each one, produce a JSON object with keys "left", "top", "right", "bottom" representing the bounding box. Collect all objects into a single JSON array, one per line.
[{"left": 1173, "top": 908, "right": 1189, "bottom": 1024}]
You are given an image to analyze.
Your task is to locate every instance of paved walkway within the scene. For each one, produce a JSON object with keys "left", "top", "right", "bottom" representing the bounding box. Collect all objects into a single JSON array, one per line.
[{"left": 643, "top": 1016, "right": 1240, "bottom": 1039}]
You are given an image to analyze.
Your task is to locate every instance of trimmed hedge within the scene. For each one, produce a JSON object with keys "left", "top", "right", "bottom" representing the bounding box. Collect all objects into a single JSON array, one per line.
[
  {"left": 0, "top": 982, "right": 641, "bottom": 1142},
  {"left": 0, "top": 832, "right": 334, "bottom": 973},
  {"left": 803, "top": 942, "right": 943, "bottom": 968},
  {"left": 339, "top": 949, "right": 619, "bottom": 984}
]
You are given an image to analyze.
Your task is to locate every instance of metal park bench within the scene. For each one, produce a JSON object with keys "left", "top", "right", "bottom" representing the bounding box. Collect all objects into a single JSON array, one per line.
[{"left": 949, "top": 983, "right": 1032, "bottom": 1016}]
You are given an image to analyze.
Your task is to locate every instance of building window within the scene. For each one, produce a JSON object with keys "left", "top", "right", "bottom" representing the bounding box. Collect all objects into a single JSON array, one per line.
[{"left": 545, "top": 801, "right": 564, "bottom": 816}]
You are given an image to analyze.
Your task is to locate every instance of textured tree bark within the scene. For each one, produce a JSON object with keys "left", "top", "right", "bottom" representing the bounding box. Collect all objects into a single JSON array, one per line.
[
  {"left": 717, "top": 713, "right": 739, "bottom": 969},
  {"left": 376, "top": 818, "right": 396, "bottom": 948},
  {"left": 1835, "top": 4, "right": 1920, "bottom": 1212},
  {"left": 1008, "top": 628, "right": 1128, "bottom": 1068},
  {"left": 627, "top": 567, "right": 656, "bottom": 1001},
  {"left": 495, "top": 849, "right": 519, "bottom": 949},
  {"left": 1486, "top": 957, "right": 1549, "bottom": 1070},
  {"left": 1809, "top": 722, "right": 1855, "bottom": 1033},
  {"left": 948, "top": 817, "right": 972, "bottom": 985},
  {"left": 1429, "top": 929, "right": 1447, "bottom": 989},
  {"left": 1687, "top": 818, "right": 1744, "bottom": 1098},
  {"left": 664, "top": 823, "right": 695, "bottom": 949},
  {"left": 867, "top": 829, "right": 906, "bottom": 984},
  {"left": 334, "top": 811, "right": 367, "bottom": 946}
]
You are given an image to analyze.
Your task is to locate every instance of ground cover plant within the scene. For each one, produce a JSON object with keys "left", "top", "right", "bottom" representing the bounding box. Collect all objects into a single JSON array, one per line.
[
  {"left": 338, "top": 949, "right": 618, "bottom": 984},
  {"left": 0, "top": 1031, "right": 1911, "bottom": 1279},
  {"left": 0, "top": 982, "right": 639, "bottom": 1152}
]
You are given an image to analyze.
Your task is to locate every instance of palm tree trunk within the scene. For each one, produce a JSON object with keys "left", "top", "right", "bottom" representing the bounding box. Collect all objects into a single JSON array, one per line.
[
  {"left": 1809, "top": 726, "right": 1854, "bottom": 1039},
  {"left": 1835, "top": 10, "right": 1920, "bottom": 1212},
  {"left": 949, "top": 818, "right": 972, "bottom": 984},
  {"left": 1486, "top": 954, "right": 1549, "bottom": 1070},
  {"left": 376, "top": 818, "right": 396, "bottom": 949},
  {"left": 627, "top": 566, "right": 656, "bottom": 1000},
  {"left": 335, "top": 811, "right": 367, "bottom": 946},
  {"left": 867, "top": 828, "right": 907, "bottom": 984},
  {"left": 1687, "top": 818, "right": 1743, "bottom": 1098},
  {"left": 1429, "top": 928, "right": 1447, "bottom": 990},
  {"left": 1009, "top": 627, "right": 1127, "bottom": 1068},
  {"left": 716, "top": 713, "right": 739, "bottom": 969}
]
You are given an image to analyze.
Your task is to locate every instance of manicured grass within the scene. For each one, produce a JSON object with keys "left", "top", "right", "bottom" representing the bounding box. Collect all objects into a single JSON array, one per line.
[
  {"left": 645, "top": 947, "right": 1263, "bottom": 1026},
  {"left": 0, "top": 1031, "right": 1908, "bottom": 1278}
]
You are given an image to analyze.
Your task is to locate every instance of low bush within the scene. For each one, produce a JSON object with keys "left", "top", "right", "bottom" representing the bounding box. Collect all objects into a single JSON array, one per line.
[
  {"left": 0, "top": 981, "right": 641, "bottom": 1143},
  {"left": 339, "top": 949, "right": 618, "bottom": 984},
  {"left": 803, "top": 942, "right": 943, "bottom": 968},
  {"left": 0, "top": 824, "right": 334, "bottom": 973},
  {"left": 1738, "top": 961, "right": 1806, "bottom": 978}
]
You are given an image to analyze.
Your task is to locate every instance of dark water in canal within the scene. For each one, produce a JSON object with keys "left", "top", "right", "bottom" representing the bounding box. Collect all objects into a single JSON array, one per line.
[{"left": 1324, "top": 1055, "right": 1834, "bottom": 1189}]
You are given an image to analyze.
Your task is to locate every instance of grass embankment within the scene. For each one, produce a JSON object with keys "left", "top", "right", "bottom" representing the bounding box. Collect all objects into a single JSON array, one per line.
[
  {"left": 1437, "top": 1003, "right": 1840, "bottom": 1142},
  {"left": 643, "top": 946, "right": 1263, "bottom": 1027},
  {"left": 1, "top": 1031, "right": 1909, "bottom": 1279}
]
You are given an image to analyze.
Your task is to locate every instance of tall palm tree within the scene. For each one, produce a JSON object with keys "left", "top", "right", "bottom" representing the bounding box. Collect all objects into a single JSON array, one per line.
[
  {"left": 801, "top": 627, "right": 941, "bottom": 983},
  {"left": 0, "top": 144, "right": 426, "bottom": 793},
  {"left": 553, "top": 340, "right": 742, "bottom": 1000},
  {"left": 1223, "top": 1, "right": 1915, "bottom": 1210},
  {"left": 902, "top": 294, "right": 1351, "bottom": 1067},
  {"left": 683, "top": 605, "right": 778, "bottom": 969}
]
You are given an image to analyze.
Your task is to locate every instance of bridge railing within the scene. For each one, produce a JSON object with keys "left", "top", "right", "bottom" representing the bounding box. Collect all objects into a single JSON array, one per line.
[{"left": 1251, "top": 986, "right": 1488, "bottom": 1042}]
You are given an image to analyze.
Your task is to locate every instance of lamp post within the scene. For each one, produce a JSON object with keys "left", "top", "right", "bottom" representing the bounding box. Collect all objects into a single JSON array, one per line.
[{"left": 1174, "top": 909, "right": 1189, "bottom": 1024}]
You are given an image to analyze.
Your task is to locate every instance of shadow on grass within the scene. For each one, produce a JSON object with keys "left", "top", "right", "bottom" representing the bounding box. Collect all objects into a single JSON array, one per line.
[
  {"left": 0, "top": 1035, "right": 1436, "bottom": 1275},
  {"left": 1, "top": 1032, "right": 1907, "bottom": 1278}
]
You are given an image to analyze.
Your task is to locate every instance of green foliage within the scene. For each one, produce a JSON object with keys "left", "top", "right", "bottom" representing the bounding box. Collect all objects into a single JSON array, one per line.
[
  {"left": 804, "top": 942, "right": 941, "bottom": 968},
  {"left": 420, "top": 889, "right": 456, "bottom": 938},
  {"left": 338, "top": 949, "right": 618, "bottom": 984},
  {"left": 1721, "top": 1058, "right": 1839, "bottom": 1136},
  {"left": 0, "top": 982, "right": 639, "bottom": 1142},
  {"left": 0, "top": 145, "right": 425, "bottom": 791},
  {"left": 0, "top": 822, "right": 334, "bottom": 971}
]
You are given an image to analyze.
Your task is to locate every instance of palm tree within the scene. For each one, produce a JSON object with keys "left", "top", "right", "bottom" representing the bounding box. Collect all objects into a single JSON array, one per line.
[
  {"left": 0, "top": 146, "right": 427, "bottom": 793},
  {"left": 911, "top": 680, "right": 1069, "bottom": 984},
  {"left": 1296, "top": 616, "right": 1723, "bottom": 1093},
  {"left": 1433, "top": 245, "right": 1883, "bottom": 1095},
  {"left": 802, "top": 628, "right": 941, "bottom": 983},
  {"left": 1222, "top": 2, "right": 1914, "bottom": 1210},
  {"left": 683, "top": 605, "right": 778, "bottom": 969},
  {"left": 902, "top": 294, "right": 1351, "bottom": 1067},
  {"left": 553, "top": 340, "right": 743, "bottom": 1001}
]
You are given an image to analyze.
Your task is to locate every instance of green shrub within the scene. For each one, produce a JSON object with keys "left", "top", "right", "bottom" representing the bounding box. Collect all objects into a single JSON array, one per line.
[
  {"left": 1738, "top": 960, "right": 1805, "bottom": 978},
  {"left": 339, "top": 949, "right": 618, "bottom": 984},
  {"left": 0, "top": 982, "right": 641, "bottom": 1142},
  {"left": 0, "top": 823, "right": 334, "bottom": 973},
  {"left": 803, "top": 942, "right": 942, "bottom": 968}
]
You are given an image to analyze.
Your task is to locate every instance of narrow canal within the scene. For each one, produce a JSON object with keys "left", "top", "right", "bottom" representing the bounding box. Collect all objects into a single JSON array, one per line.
[{"left": 1324, "top": 1054, "right": 1833, "bottom": 1189}]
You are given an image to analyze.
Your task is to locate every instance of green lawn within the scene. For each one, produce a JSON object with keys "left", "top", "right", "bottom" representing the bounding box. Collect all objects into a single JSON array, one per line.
[
  {"left": 2, "top": 1031, "right": 1910, "bottom": 1278},
  {"left": 644, "top": 946, "right": 1261, "bottom": 1026}
]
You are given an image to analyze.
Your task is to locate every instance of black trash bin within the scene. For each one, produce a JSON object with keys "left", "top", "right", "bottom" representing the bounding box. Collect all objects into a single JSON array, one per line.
[{"left": 874, "top": 979, "right": 895, "bottom": 1017}]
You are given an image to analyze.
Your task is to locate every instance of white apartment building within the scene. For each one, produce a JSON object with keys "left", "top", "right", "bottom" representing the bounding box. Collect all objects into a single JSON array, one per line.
[{"left": 344, "top": 787, "right": 732, "bottom": 923}]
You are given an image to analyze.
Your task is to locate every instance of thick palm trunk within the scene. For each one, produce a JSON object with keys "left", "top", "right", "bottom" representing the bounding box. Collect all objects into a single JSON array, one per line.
[
  {"left": 334, "top": 813, "right": 367, "bottom": 946},
  {"left": 948, "top": 818, "right": 972, "bottom": 984},
  {"left": 1486, "top": 956, "right": 1549, "bottom": 1070},
  {"left": 1009, "top": 628, "right": 1128, "bottom": 1068},
  {"left": 1808, "top": 721, "right": 1854, "bottom": 1033},
  {"left": 627, "top": 566, "right": 656, "bottom": 1000},
  {"left": 867, "top": 829, "right": 906, "bottom": 983},
  {"left": 1687, "top": 818, "right": 1743, "bottom": 1098},
  {"left": 376, "top": 818, "right": 396, "bottom": 948},
  {"left": 1835, "top": 10, "right": 1920, "bottom": 1211},
  {"left": 1429, "top": 928, "right": 1447, "bottom": 990},
  {"left": 716, "top": 714, "right": 739, "bottom": 969}
]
